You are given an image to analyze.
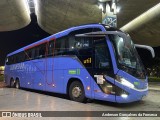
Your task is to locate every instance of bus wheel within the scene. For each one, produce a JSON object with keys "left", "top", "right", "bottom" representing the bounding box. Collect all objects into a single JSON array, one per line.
[
  {"left": 69, "top": 81, "right": 86, "bottom": 102},
  {"left": 15, "top": 80, "right": 20, "bottom": 89},
  {"left": 10, "top": 79, "right": 15, "bottom": 88}
]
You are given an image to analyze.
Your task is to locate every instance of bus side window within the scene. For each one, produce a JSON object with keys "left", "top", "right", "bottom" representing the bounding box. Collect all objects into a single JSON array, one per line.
[
  {"left": 25, "top": 50, "right": 31, "bottom": 60},
  {"left": 15, "top": 53, "right": 20, "bottom": 63},
  {"left": 94, "top": 37, "right": 111, "bottom": 69},
  {"left": 67, "top": 28, "right": 101, "bottom": 50},
  {"left": 26, "top": 49, "right": 33, "bottom": 60},
  {"left": 68, "top": 36, "right": 75, "bottom": 51},
  {"left": 55, "top": 39, "right": 61, "bottom": 55},
  {"left": 48, "top": 41, "right": 54, "bottom": 56},
  {"left": 18, "top": 52, "right": 25, "bottom": 62},
  {"left": 39, "top": 44, "right": 46, "bottom": 58},
  {"left": 5, "top": 57, "right": 9, "bottom": 65},
  {"left": 34, "top": 43, "right": 46, "bottom": 59},
  {"left": 10, "top": 56, "right": 14, "bottom": 64},
  {"left": 74, "top": 37, "right": 92, "bottom": 49},
  {"left": 54, "top": 37, "right": 67, "bottom": 56},
  {"left": 13, "top": 55, "right": 17, "bottom": 64},
  {"left": 9, "top": 56, "right": 12, "bottom": 65},
  {"left": 31, "top": 48, "right": 35, "bottom": 59},
  {"left": 7, "top": 57, "right": 10, "bottom": 65},
  {"left": 35, "top": 47, "right": 39, "bottom": 59},
  {"left": 14, "top": 55, "right": 17, "bottom": 63}
]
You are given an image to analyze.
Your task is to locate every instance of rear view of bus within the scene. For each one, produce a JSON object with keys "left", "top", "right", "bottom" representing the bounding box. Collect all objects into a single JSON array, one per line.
[{"left": 4, "top": 24, "right": 154, "bottom": 103}]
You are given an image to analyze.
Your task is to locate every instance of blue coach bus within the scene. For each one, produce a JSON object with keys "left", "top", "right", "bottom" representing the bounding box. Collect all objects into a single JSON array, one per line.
[{"left": 4, "top": 24, "right": 155, "bottom": 103}]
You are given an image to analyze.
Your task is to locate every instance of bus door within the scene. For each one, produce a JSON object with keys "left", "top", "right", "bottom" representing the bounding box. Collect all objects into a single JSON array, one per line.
[
  {"left": 92, "top": 37, "right": 116, "bottom": 102},
  {"left": 45, "top": 39, "right": 56, "bottom": 92},
  {"left": 33, "top": 43, "right": 46, "bottom": 91},
  {"left": 45, "top": 38, "right": 65, "bottom": 93},
  {"left": 24, "top": 49, "right": 35, "bottom": 89}
]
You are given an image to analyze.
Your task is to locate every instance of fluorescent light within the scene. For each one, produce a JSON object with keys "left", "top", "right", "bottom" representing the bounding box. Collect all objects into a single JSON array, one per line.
[
  {"left": 25, "top": 0, "right": 36, "bottom": 14},
  {"left": 117, "top": 7, "right": 121, "bottom": 13},
  {"left": 33, "top": 0, "right": 37, "bottom": 6},
  {"left": 33, "top": 0, "right": 37, "bottom": 15},
  {"left": 24, "top": 0, "right": 31, "bottom": 14},
  {"left": 111, "top": 2, "right": 116, "bottom": 10},
  {"left": 98, "top": 4, "right": 104, "bottom": 11}
]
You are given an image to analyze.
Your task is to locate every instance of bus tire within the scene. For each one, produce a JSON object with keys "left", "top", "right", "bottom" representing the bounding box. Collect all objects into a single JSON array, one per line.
[
  {"left": 69, "top": 81, "right": 86, "bottom": 103},
  {"left": 15, "top": 79, "right": 20, "bottom": 89},
  {"left": 10, "top": 79, "right": 15, "bottom": 88}
]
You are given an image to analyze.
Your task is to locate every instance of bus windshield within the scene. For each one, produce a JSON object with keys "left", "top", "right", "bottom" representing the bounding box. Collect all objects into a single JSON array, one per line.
[{"left": 109, "top": 34, "right": 146, "bottom": 79}]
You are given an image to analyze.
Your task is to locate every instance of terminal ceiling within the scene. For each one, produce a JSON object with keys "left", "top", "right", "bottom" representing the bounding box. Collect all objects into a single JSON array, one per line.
[{"left": 0, "top": 0, "right": 159, "bottom": 46}]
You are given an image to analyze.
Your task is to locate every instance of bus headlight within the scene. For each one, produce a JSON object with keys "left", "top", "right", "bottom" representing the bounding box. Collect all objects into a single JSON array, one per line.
[
  {"left": 116, "top": 75, "right": 134, "bottom": 89},
  {"left": 121, "top": 78, "right": 134, "bottom": 88},
  {"left": 121, "top": 94, "right": 128, "bottom": 98}
]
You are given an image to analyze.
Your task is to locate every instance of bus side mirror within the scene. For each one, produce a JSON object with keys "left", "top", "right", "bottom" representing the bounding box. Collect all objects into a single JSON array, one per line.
[{"left": 135, "top": 44, "right": 155, "bottom": 58}]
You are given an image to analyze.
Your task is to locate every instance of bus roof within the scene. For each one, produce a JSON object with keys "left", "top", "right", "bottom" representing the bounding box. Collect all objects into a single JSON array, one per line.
[{"left": 7, "top": 23, "right": 109, "bottom": 57}]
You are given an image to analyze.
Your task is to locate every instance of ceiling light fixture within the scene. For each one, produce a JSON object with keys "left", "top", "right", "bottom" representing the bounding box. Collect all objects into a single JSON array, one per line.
[
  {"left": 116, "top": 6, "right": 120, "bottom": 13},
  {"left": 98, "top": 4, "right": 104, "bottom": 11},
  {"left": 25, "top": 0, "right": 36, "bottom": 14}
]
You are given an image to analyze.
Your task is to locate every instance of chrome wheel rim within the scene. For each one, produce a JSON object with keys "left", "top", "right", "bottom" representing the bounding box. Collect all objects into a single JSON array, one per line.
[
  {"left": 11, "top": 80, "right": 14, "bottom": 87},
  {"left": 16, "top": 82, "right": 19, "bottom": 88},
  {"left": 72, "top": 86, "right": 82, "bottom": 98}
]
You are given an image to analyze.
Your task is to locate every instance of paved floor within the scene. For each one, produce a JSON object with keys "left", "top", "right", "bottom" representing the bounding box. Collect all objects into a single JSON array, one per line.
[
  {"left": 149, "top": 82, "right": 160, "bottom": 91},
  {"left": 0, "top": 82, "right": 6, "bottom": 88},
  {"left": 0, "top": 88, "right": 160, "bottom": 120}
]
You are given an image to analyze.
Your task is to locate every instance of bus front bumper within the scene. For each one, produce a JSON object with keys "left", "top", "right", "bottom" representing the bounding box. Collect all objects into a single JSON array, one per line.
[{"left": 94, "top": 87, "right": 148, "bottom": 103}]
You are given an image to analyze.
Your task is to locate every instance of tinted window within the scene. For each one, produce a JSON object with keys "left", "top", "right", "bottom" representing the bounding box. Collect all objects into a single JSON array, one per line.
[
  {"left": 10, "top": 56, "right": 14, "bottom": 64},
  {"left": 15, "top": 52, "right": 25, "bottom": 63},
  {"left": 19, "top": 52, "right": 25, "bottom": 62},
  {"left": 67, "top": 28, "right": 92, "bottom": 50},
  {"left": 5, "top": 57, "right": 9, "bottom": 65},
  {"left": 34, "top": 43, "right": 46, "bottom": 59},
  {"left": 78, "top": 47, "right": 93, "bottom": 68},
  {"left": 54, "top": 37, "right": 67, "bottom": 56},
  {"left": 94, "top": 37, "right": 111, "bottom": 69},
  {"left": 74, "top": 37, "right": 92, "bottom": 49},
  {"left": 67, "top": 28, "right": 101, "bottom": 50},
  {"left": 39, "top": 44, "right": 46, "bottom": 58},
  {"left": 25, "top": 48, "right": 35, "bottom": 60},
  {"left": 8, "top": 55, "right": 16, "bottom": 64},
  {"left": 48, "top": 40, "right": 55, "bottom": 56}
]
